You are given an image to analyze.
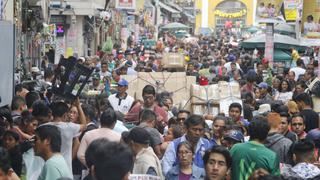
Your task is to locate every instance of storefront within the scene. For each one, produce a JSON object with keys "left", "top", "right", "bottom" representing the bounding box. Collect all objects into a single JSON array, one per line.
[{"left": 195, "top": 0, "right": 254, "bottom": 34}]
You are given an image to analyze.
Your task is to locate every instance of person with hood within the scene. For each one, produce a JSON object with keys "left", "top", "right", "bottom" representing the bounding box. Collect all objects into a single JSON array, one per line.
[
  {"left": 282, "top": 140, "right": 320, "bottom": 179},
  {"left": 264, "top": 113, "right": 293, "bottom": 165}
]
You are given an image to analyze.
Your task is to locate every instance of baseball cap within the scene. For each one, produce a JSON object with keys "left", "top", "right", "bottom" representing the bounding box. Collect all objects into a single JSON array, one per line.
[
  {"left": 224, "top": 130, "right": 244, "bottom": 142},
  {"left": 92, "top": 73, "right": 100, "bottom": 80},
  {"left": 258, "top": 82, "right": 268, "bottom": 89},
  {"left": 128, "top": 127, "right": 150, "bottom": 144},
  {"left": 117, "top": 79, "right": 128, "bottom": 86},
  {"left": 125, "top": 60, "right": 133, "bottom": 67}
]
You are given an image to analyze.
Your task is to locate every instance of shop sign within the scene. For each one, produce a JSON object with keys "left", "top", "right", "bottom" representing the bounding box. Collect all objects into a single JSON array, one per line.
[
  {"left": 115, "top": 0, "right": 136, "bottom": 10},
  {"left": 284, "top": 0, "right": 298, "bottom": 22},
  {"left": 214, "top": 9, "right": 247, "bottom": 18}
]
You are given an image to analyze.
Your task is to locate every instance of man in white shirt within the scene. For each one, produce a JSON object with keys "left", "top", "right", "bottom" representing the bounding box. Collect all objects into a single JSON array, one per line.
[
  {"left": 290, "top": 59, "right": 306, "bottom": 81},
  {"left": 108, "top": 79, "right": 134, "bottom": 114},
  {"left": 45, "top": 99, "right": 86, "bottom": 173}
]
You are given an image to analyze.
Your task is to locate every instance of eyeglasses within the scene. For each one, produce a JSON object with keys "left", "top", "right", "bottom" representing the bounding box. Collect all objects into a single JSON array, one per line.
[{"left": 292, "top": 123, "right": 303, "bottom": 126}]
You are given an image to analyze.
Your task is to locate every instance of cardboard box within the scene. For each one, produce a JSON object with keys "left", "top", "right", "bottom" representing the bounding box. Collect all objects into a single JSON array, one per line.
[
  {"left": 161, "top": 53, "right": 185, "bottom": 68},
  {"left": 121, "top": 72, "right": 196, "bottom": 111}
]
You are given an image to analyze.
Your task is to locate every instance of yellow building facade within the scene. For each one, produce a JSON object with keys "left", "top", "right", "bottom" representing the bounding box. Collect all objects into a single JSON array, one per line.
[{"left": 195, "top": 0, "right": 255, "bottom": 33}]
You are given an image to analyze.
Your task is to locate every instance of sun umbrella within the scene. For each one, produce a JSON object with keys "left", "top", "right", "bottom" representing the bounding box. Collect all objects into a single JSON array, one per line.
[
  {"left": 240, "top": 33, "right": 307, "bottom": 51},
  {"left": 161, "top": 22, "right": 189, "bottom": 30}
]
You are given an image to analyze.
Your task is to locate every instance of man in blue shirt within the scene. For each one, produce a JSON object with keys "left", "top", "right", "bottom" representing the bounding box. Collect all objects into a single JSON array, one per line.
[{"left": 161, "top": 115, "right": 213, "bottom": 176}]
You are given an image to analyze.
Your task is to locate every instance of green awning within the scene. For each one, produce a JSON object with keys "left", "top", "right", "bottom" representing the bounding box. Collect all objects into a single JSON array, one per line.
[{"left": 274, "top": 50, "right": 291, "bottom": 61}]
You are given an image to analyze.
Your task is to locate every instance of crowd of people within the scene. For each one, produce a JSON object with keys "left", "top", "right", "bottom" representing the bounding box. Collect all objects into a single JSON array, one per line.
[{"left": 0, "top": 28, "right": 320, "bottom": 180}]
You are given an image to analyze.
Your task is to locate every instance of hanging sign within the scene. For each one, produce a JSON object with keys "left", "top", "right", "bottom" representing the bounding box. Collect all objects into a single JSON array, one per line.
[{"left": 214, "top": 9, "right": 247, "bottom": 18}]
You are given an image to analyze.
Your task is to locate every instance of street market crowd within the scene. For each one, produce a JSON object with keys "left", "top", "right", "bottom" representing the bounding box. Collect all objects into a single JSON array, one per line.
[{"left": 1, "top": 29, "right": 320, "bottom": 180}]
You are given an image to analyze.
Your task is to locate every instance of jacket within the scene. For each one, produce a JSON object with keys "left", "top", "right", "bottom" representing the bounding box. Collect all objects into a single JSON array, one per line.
[
  {"left": 265, "top": 133, "right": 293, "bottom": 165},
  {"left": 165, "top": 165, "right": 205, "bottom": 180},
  {"left": 161, "top": 135, "right": 212, "bottom": 176},
  {"left": 133, "top": 147, "right": 164, "bottom": 180}
]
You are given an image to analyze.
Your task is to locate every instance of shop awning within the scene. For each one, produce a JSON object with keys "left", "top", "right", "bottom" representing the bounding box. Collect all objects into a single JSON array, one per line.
[
  {"left": 274, "top": 49, "right": 291, "bottom": 61},
  {"left": 158, "top": 1, "right": 180, "bottom": 14}
]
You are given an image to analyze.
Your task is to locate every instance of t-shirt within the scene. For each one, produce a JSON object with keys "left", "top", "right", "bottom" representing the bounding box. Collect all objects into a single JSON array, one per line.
[
  {"left": 300, "top": 109, "right": 319, "bottom": 132},
  {"left": 108, "top": 93, "right": 134, "bottom": 114},
  {"left": 38, "top": 154, "right": 73, "bottom": 180},
  {"left": 46, "top": 122, "right": 80, "bottom": 173},
  {"left": 230, "top": 141, "right": 280, "bottom": 180}
]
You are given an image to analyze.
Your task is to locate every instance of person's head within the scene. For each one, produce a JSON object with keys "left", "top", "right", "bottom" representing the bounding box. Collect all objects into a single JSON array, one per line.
[
  {"left": 142, "top": 85, "right": 156, "bottom": 108},
  {"left": 272, "top": 77, "right": 281, "bottom": 89},
  {"left": 212, "top": 116, "right": 226, "bottom": 139},
  {"left": 25, "top": 91, "right": 40, "bottom": 109},
  {"left": 304, "top": 70, "right": 315, "bottom": 82},
  {"left": 230, "top": 62, "right": 236, "bottom": 71},
  {"left": 81, "top": 104, "right": 96, "bottom": 122},
  {"left": 92, "top": 73, "right": 101, "bottom": 86},
  {"left": 288, "top": 71, "right": 295, "bottom": 81},
  {"left": 267, "top": 112, "right": 281, "bottom": 131},
  {"left": 248, "top": 116, "right": 270, "bottom": 142},
  {"left": 177, "top": 110, "right": 191, "bottom": 126},
  {"left": 127, "top": 127, "right": 150, "bottom": 155},
  {"left": 88, "top": 139, "right": 133, "bottom": 180},
  {"left": 228, "top": 103, "right": 242, "bottom": 121},
  {"left": 221, "top": 129, "right": 244, "bottom": 150},
  {"left": 294, "top": 82, "right": 306, "bottom": 95},
  {"left": 291, "top": 114, "right": 305, "bottom": 136},
  {"left": 287, "top": 100, "right": 299, "bottom": 115},
  {"left": 11, "top": 96, "right": 26, "bottom": 112},
  {"left": 32, "top": 100, "right": 50, "bottom": 125},
  {"left": 34, "top": 125, "right": 61, "bottom": 160},
  {"left": 15, "top": 84, "right": 29, "bottom": 98},
  {"left": 294, "top": 92, "right": 312, "bottom": 110},
  {"left": 292, "top": 140, "right": 315, "bottom": 164},
  {"left": 177, "top": 141, "right": 193, "bottom": 167},
  {"left": 20, "top": 110, "right": 38, "bottom": 135},
  {"left": 165, "top": 124, "right": 183, "bottom": 141},
  {"left": 2, "top": 131, "right": 19, "bottom": 151},
  {"left": 258, "top": 82, "right": 269, "bottom": 96},
  {"left": 257, "top": 63, "right": 264, "bottom": 73},
  {"left": 68, "top": 105, "right": 79, "bottom": 123},
  {"left": 307, "top": 15, "right": 314, "bottom": 22},
  {"left": 117, "top": 79, "right": 129, "bottom": 95},
  {"left": 101, "top": 61, "right": 108, "bottom": 73},
  {"left": 100, "top": 108, "right": 117, "bottom": 128},
  {"left": 278, "top": 79, "right": 292, "bottom": 92},
  {"left": 278, "top": 112, "right": 290, "bottom": 134},
  {"left": 139, "top": 109, "right": 156, "bottom": 127},
  {"left": 203, "top": 146, "right": 232, "bottom": 180},
  {"left": 184, "top": 115, "right": 206, "bottom": 144},
  {"left": 260, "top": 2, "right": 264, "bottom": 7},
  {"left": 50, "top": 101, "right": 69, "bottom": 120},
  {"left": 0, "top": 147, "right": 17, "bottom": 180},
  {"left": 44, "top": 68, "right": 54, "bottom": 81},
  {"left": 296, "top": 59, "right": 304, "bottom": 68}
]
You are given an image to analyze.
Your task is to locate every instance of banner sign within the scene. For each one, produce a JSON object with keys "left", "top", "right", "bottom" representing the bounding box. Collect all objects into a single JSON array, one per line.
[
  {"left": 115, "top": 0, "right": 136, "bottom": 10},
  {"left": 265, "top": 23, "right": 274, "bottom": 67},
  {"left": 284, "top": 0, "right": 298, "bottom": 22}
]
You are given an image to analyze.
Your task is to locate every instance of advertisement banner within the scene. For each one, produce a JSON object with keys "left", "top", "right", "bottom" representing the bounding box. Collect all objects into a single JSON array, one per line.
[
  {"left": 265, "top": 23, "right": 274, "bottom": 67},
  {"left": 256, "top": 0, "right": 285, "bottom": 23},
  {"left": 115, "top": 0, "right": 136, "bottom": 10},
  {"left": 284, "top": 0, "right": 298, "bottom": 22}
]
